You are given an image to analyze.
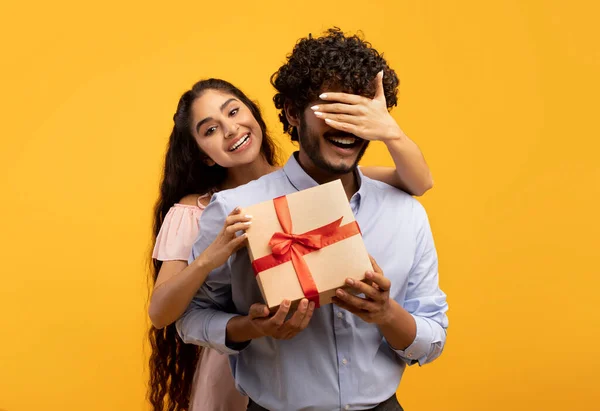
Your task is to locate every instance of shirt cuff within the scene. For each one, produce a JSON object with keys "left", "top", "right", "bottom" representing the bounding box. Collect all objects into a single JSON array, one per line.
[
  {"left": 391, "top": 315, "right": 434, "bottom": 366},
  {"left": 178, "top": 310, "right": 247, "bottom": 355}
]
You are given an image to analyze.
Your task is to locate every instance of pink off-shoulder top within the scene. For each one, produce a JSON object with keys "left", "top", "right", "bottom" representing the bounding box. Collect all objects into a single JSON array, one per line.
[{"left": 152, "top": 195, "right": 207, "bottom": 261}]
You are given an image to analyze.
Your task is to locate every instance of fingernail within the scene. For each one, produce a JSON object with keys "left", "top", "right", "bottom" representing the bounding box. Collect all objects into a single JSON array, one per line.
[
  {"left": 245, "top": 215, "right": 253, "bottom": 219},
  {"left": 283, "top": 300, "right": 290, "bottom": 307},
  {"left": 311, "top": 105, "right": 319, "bottom": 110},
  {"left": 336, "top": 289, "right": 345, "bottom": 297},
  {"left": 346, "top": 278, "right": 355, "bottom": 286},
  {"left": 320, "top": 93, "right": 328, "bottom": 99},
  {"left": 244, "top": 221, "right": 252, "bottom": 225},
  {"left": 324, "top": 118, "right": 332, "bottom": 123},
  {"left": 366, "top": 271, "right": 374, "bottom": 279},
  {"left": 309, "top": 301, "right": 315, "bottom": 309},
  {"left": 301, "top": 299, "right": 308, "bottom": 308},
  {"left": 314, "top": 111, "right": 323, "bottom": 117},
  {"left": 233, "top": 206, "right": 240, "bottom": 212}
]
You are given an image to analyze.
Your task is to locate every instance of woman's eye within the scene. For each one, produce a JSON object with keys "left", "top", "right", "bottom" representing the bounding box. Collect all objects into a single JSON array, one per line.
[
  {"left": 205, "top": 126, "right": 217, "bottom": 136},
  {"left": 229, "top": 108, "right": 239, "bottom": 116}
]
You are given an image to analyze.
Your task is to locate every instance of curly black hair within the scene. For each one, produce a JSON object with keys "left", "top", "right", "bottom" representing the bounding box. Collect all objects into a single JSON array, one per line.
[{"left": 270, "top": 27, "right": 400, "bottom": 141}]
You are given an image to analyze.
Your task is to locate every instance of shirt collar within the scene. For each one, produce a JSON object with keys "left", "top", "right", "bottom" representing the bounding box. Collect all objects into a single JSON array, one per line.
[
  {"left": 282, "top": 152, "right": 366, "bottom": 211},
  {"left": 352, "top": 167, "right": 365, "bottom": 211},
  {"left": 282, "top": 152, "right": 319, "bottom": 191}
]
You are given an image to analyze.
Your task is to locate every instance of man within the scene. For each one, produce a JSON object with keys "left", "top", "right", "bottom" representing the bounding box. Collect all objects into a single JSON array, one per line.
[{"left": 177, "top": 28, "right": 448, "bottom": 411}]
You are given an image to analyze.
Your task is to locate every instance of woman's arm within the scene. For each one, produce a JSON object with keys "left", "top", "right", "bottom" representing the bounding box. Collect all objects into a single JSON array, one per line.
[
  {"left": 149, "top": 206, "right": 251, "bottom": 329},
  {"left": 149, "top": 259, "right": 211, "bottom": 329},
  {"left": 360, "top": 132, "right": 433, "bottom": 196}
]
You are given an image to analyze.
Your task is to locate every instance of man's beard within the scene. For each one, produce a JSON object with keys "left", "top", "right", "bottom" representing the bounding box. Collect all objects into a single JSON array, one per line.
[{"left": 298, "top": 117, "right": 369, "bottom": 175}]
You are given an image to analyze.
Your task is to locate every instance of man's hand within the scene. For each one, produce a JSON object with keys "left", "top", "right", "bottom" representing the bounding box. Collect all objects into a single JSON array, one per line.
[
  {"left": 247, "top": 298, "right": 316, "bottom": 340},
  {"left": 332, "top": 256, "right": 394, "bottom": 325}
]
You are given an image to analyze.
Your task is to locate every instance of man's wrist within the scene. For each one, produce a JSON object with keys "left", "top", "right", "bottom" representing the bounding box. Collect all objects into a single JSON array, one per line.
[
  {"left": 378, "top": 300, "right": 417, "bottom": 351},
  {"left": 378, "top": 299, "right": 401, "bottom": 328},
  {"left": 226, "top": 315, "right": 262, "bottom": 344}
]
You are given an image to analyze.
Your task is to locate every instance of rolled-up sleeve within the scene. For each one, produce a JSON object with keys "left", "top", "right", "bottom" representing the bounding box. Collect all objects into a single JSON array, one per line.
[
  {"left": 393, "top": 205, "right": 448, "bottom": 366},
  {"left": 175, "top": 194, "right": 246, "bottom": 355},
  {"left": 176, "top": 307, "right": 242, "bottom": 355}
]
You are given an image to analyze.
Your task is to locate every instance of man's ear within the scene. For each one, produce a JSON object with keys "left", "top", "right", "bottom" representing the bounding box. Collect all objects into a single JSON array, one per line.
[{"left": 284, "top": 100, "right": 301, "bottom": 127}]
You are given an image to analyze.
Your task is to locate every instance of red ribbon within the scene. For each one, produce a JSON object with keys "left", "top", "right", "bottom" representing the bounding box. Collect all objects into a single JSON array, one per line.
[{"left": 251, "top": 195, "right": 361, "bottom": 308}]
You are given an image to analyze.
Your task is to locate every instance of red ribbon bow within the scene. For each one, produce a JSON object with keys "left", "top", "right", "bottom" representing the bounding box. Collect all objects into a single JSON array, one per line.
[
  {"left": 252, "top": 195, "right": 361, "bottom": 308},
  {"left": 269, "top": 218, "right": 344, "bottom": 255}
]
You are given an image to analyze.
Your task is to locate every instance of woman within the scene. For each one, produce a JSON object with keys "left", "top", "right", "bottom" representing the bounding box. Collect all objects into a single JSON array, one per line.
[{"left": 147, "top": 77, "right": 433, "bottom": 411}]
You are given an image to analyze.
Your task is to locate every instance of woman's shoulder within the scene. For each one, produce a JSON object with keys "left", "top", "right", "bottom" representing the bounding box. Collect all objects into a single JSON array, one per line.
[
  {"left": 175, "top": 193, "right": 211, "bottom": 210},
  {"left": 152, "top": 193, "right": 211, "bottom": 261}
]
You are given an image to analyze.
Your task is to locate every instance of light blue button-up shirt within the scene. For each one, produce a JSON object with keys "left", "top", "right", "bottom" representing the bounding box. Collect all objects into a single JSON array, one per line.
[{"left": 177, "top": 153, "right": 448, "bottom": 411}]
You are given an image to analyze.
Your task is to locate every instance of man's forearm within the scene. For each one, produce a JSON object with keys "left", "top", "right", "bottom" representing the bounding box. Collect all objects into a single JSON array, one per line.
[
  {"left": 226, "top": 315, "right": 262, "bottom": 344},
  {"left": 379, "top": 300, "right": 417, "bottom": 350}
]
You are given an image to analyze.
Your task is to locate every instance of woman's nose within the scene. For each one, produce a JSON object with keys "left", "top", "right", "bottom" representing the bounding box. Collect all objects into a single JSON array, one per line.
[{"left": 224, "top": 122, "right": 240, "bottom": 139}]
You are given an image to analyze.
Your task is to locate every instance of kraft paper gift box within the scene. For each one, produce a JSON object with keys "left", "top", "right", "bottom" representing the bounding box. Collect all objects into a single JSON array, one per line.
[{"left": 244, "top": 179, "right": 373, "bottom": 310}]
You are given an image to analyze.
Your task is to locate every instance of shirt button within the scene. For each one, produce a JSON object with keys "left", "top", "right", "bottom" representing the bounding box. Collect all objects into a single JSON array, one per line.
[
  {"left": 337, "top": 312, "right": 343, "bottom": 319},
  {"left": 407, "top": 353, "right": 413, "bottom": 358},
  {"left": 342, "top": 358, "right": 348, "bottom": 365}
]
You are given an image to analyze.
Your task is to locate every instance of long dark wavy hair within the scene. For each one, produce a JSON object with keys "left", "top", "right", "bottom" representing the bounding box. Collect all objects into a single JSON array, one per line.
[{"left": 147, "top": 78, "right": 278, "bottom": 411}]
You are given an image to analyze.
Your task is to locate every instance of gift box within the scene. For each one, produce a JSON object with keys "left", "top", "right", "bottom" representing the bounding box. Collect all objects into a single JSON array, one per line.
[{"left": 244, "top": 179, "right": 373, "bottom": 310}]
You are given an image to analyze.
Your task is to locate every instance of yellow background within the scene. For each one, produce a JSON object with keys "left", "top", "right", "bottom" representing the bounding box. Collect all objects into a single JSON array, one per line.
[{"left": 1, "top": 1, "right": 598, "bottom": 410}]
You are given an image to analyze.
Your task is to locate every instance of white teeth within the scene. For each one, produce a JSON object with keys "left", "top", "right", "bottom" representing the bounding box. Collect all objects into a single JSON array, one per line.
[
  {"left": 230, "top": 134, "right": 250, "bottom": 151},
  {"left": 329, "top": 137, "right": 356, "bottom": 145}
]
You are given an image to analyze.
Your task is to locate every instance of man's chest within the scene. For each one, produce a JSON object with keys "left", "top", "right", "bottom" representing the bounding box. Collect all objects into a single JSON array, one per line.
[{"left": 358, "top": 212, "right": 417, "bottom": 300}]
